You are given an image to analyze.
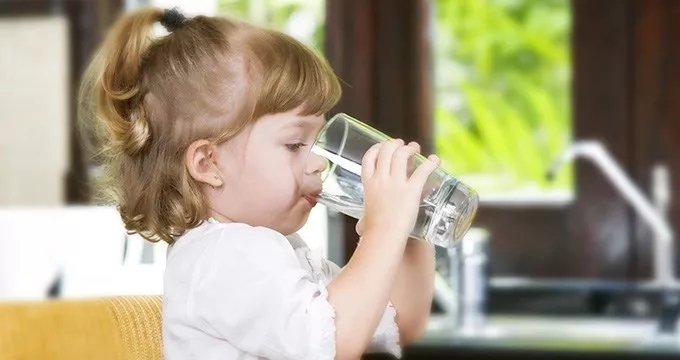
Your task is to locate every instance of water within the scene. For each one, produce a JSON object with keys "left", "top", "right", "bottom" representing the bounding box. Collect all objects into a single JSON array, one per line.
[{"left": 318, "top": 170, "right": 477, "bottom": 247}]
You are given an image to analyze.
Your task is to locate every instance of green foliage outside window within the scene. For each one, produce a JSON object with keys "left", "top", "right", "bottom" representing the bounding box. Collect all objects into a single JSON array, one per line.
[{"left": 435, "top": 0, "right": 572, "bottom": 194}]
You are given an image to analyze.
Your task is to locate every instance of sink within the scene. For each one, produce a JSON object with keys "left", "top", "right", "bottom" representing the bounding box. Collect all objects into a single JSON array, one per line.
[
  {"left": 421, "top": 315, "right": 680, "bottom": 353},
  {"left": 431, "top": 272, "right": 680, "bottom": 317},
  {"left": 428, "top": 254, "right": 680, "bottom": 353}
]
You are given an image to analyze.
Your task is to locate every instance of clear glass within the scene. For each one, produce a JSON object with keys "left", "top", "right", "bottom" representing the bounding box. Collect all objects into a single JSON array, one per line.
[{"left": 311, "top": 113, "right": 479, "bottom": 247}]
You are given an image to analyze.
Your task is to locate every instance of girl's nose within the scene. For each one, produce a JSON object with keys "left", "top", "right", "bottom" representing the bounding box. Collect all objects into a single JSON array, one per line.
[{"left": 306, "top": 152, "right": 328, "bottom": 175}]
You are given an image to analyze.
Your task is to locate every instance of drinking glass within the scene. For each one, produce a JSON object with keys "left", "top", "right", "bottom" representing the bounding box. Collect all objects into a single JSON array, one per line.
[{"left": 311, "top": 113, "right": 479, "bottom": 247}]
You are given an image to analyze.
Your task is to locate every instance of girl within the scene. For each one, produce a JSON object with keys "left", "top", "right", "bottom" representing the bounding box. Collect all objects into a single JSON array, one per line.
[{"left": 80, "top": 6, "right": 440, "bottom": 360}]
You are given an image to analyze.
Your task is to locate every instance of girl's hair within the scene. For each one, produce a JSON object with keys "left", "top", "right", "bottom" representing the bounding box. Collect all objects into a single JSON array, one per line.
[{"left": 78, "top": 7, "right": 341, "bottom": 244}]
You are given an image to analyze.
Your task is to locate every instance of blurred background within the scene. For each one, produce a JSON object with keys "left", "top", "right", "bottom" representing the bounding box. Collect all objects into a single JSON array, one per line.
[{"left": 2, "top": 0, "right": 680, "bottom": 358}]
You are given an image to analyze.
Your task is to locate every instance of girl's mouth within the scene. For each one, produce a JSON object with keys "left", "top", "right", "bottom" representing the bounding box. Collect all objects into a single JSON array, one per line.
[{"left": 303, "top": 194, "right": 319, "bottom": 207}]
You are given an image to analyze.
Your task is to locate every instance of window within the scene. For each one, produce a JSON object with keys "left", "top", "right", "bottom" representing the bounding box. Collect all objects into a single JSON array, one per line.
[
  {"left": 218, "top": 0, "right": 325, "bottom": 50},
  {"left": 434, "top": 0, "right": 573, "bottom": 200}
]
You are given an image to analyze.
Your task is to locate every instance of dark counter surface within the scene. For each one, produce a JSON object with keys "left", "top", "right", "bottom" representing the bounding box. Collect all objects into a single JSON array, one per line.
[{"left": 384, "top": 315, "right": 680, "bottom": 359}]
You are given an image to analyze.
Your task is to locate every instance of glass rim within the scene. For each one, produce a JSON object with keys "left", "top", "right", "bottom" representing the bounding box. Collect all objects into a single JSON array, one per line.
[
  {"left": 311, "top": 113, "right": 352, "bottom": 184},
  {"left": 312, "top": 112, "right": 396, "bottom": 154},
  {"left": 312, "top": 112, "right": 347, "bottom": 149},
  {"left": 311, "top": 112, "right": 439, "bottom": 183}
]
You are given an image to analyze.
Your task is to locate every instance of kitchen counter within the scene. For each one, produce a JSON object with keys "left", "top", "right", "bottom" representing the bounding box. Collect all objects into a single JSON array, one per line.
[{"left": 365, "top": 315, "right": 680, "bottom": 359}]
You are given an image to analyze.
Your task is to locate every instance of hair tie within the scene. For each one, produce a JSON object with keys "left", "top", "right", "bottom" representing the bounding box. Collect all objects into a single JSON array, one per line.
[{"left": 161, "top": 8, "right": 186, "bottom": 32}]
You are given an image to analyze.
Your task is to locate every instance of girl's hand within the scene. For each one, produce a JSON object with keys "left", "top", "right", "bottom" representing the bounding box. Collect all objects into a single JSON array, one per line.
[{"left": 356, "top": 139, "right": 440, "bottom": 239}]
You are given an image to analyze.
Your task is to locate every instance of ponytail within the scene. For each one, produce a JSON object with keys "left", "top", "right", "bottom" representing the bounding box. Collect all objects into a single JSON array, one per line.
[{"left": 81, "top": 7, "right": 163, "bottom": 157}]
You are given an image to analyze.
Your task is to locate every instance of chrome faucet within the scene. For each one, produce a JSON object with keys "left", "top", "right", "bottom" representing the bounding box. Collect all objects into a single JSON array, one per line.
[
  {"left": 547, "top": 140, "right": 678, "bottom": 333},
  {"left": 547, "top": 140, "right": 674, "bottom": 287},
  {"left": 430, "top": 228, "right": 489, "bottom": 334}
]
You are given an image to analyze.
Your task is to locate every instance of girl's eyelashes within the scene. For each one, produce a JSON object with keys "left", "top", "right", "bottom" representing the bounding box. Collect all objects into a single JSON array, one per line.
[{"left": 285, "top": 143, "right": 307, "bottom": 152}]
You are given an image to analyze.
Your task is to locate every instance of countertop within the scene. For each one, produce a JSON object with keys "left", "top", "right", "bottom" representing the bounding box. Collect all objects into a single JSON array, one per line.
[{"left": 371, "top": 315, "right": 680, "bottom": 359}]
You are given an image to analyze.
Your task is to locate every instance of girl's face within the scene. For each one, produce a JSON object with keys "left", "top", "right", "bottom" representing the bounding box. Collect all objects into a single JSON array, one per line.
[{"left": 208, "top": 108, "right": 327, "bottom": 235}]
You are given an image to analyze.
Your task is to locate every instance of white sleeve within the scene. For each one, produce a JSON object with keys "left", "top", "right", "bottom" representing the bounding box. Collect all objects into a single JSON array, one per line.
[
  {"left": 322, "top": 259, "right": 402, "bottom": 358},
  {"left": 188, "top": 225, "right": 336, "bottom": 360}
]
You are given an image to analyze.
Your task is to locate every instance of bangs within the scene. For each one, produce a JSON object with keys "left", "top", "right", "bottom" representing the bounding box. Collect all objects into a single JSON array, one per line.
[{"left": 248, "top": 31, "right": 342, "bottom": 119}]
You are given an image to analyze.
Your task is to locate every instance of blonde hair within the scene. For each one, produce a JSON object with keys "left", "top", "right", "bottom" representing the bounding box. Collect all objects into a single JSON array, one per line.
[{"left": 79, "top": 7, "right": 341, "bottom": 244}]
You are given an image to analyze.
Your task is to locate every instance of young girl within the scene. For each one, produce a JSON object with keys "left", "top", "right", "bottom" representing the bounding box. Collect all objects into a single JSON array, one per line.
[{"left": 80, "top": 6, "right": 440, "bottom": 360}]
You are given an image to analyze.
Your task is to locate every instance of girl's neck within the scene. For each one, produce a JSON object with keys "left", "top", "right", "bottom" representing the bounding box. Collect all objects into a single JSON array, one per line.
[{"left": 207, "top": 207, "right": 234, "bottom": 223}]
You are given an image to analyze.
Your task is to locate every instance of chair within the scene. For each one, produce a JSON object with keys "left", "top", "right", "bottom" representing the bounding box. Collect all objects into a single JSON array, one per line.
[{"left": 0, "top": 295, "right": 163, "bottom": 360}]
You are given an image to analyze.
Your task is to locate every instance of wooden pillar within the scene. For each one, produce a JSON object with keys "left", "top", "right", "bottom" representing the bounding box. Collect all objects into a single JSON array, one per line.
[
  {"left": 571, "top": 0, "right": 635, "bottom": 279},
  {"left": 0, "top": 0, "right": 124, "bottom": 204},
  {"left": 324, "top": 0, "right": 434, "bottom": 263},
  {"left": 64, "top": 0, "right": 124, "bottom": 203},
  {"left": 630, "top": 0, "right": 680, "bottom": 279}
]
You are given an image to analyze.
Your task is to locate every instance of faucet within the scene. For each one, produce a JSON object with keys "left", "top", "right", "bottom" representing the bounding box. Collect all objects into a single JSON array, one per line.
[
  {"left": 444, "top": 228, "right": 489, "bottom": 334},
  {"left": 547, "top": 140, "right": 678, "bottom": 333},
  {"left": 547, "top": 140, "right": 674, "bottom": 286}
]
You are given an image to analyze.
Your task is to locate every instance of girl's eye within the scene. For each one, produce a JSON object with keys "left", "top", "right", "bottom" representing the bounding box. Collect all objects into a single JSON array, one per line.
[{"left": 286, "top": 143, "right": 307, "bottom": 152}]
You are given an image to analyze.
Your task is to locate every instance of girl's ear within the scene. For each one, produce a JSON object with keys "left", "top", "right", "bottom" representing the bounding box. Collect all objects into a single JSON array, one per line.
[{"left": 185, "top": 139, "right": 223, "bottom": 188}]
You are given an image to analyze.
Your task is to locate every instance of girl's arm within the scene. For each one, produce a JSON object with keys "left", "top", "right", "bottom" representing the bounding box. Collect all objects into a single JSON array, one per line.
[
  {"left": 389, "top": 238, "right": 436, "bottom": 344},
  {"left": 326, "top": 140, "right": 439, "bottom": 360},
  {"left": 326, "top": 227, "right": 409, "bottom": 360}
]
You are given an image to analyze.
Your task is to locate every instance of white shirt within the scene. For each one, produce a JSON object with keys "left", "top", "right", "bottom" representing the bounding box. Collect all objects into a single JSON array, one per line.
[{"left": 162, "top": 218, "right": 401, "bottom": 360}]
